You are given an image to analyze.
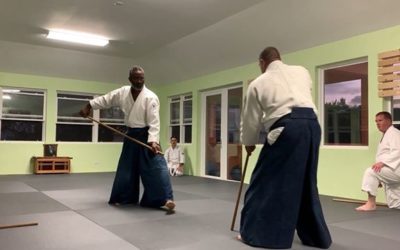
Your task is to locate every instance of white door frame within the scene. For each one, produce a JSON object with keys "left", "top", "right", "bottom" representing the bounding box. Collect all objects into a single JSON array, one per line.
[{"left": 200, "top": 85, "right": 242, "bottom": 180}]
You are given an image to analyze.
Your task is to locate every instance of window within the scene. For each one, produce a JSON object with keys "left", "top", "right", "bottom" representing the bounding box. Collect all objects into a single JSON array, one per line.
[
  {"left": 0, "top": 87, "right": 45, "bottom": 141},
  {"left": 391, "top": 96, "right": 400, "bottom": 129},
  {"left": 168, "top": 94, "right": 192, "bottom": 143},
  {"left": 98, "top": 107, "right": 125, "bottom": 142},
  {"left": 320, "top": 60, "right": 368, "bottom": 146},
  {"left": 392, "top": 96, "right": 400, "bottom": 120},
  {"left": 56, "top": 93, "right": 93, "bottom": 142},
  {"left": 56, "top": 92, "right": 125, "bottom": 142}
]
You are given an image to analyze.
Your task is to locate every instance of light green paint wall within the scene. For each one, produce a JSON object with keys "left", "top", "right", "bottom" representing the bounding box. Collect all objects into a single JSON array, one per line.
[
  {"left": 2, "top": 25, "right": 399, "bottom": 202},
  {"left": 282, "top": 26, "right": 398, "bottom": 202},
  {"left": 0, "top": 72, "right": 123, "bottom": 174},
  {"left": 155, "top": 24, "right": 400, "bottom": 202}
]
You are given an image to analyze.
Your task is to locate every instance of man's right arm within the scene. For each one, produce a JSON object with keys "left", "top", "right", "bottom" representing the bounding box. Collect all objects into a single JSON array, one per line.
[
  {"left": 241, "top": 84, "right": 263, "bottom": 146},
  {"left": 164, "top": 148, "right": 170, "bottom": 162}
]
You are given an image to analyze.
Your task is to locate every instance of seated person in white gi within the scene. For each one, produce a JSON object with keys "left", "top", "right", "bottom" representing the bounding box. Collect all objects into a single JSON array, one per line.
[
  {"left": 164, "top": 136, "right": 185, "bottom": 176},
  {"left": 356, "top": 111, "right": 400, "bottom": 211}
]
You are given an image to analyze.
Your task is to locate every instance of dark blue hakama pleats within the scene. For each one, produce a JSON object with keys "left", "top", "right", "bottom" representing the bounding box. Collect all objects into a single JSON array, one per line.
[
  {"left": 240, "top": 108, "right": 332, "bottom": 249},
  {"left": 108, "top": 127, "right": 173, "bottom": 207}
]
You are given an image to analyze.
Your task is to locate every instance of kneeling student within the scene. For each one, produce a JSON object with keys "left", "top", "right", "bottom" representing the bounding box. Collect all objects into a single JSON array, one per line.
[{"left": 164, "top": 136, "right": 185, "bottom": 176}]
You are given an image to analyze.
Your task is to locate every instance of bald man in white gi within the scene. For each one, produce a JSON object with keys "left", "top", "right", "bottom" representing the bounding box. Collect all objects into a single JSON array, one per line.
[
  {"left": 239, "top": 46, "right": 331, "bottom": 249},
  {"left": 356, "top": 111, "right": 400, "bottom": 211},
  {"left": 80, "top": 65, "right": 175, "bottom": 212}
]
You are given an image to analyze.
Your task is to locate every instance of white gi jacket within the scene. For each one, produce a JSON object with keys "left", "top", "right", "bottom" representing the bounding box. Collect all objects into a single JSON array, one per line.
[
  {"left": 361, "top": 125, "right": 400, "bottom": 208},
  {"left": 164, "top": 146, "right": 185, "bottom": 165},
  {"left": 90, "top": 85, "right": 160, "bottom": 143},
  {"left": 164, "top": 145, "right": 184, "bottom": 176},
  {"left": 241, "top": 60, "right": 317, "bottom": 145},
  {"left": 376, "top": 125, "right": 400, "bottom": 171}
]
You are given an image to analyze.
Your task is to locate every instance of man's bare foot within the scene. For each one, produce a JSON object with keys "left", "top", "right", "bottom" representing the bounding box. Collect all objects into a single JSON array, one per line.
[
  {"left": 355, "top": 203, "right": 376, "bottom": 211},
  {"left": 163, "top": 200, "right": 175, "bottom": 211},
  {"left": 236, "top": 235, "right": 242, "bottom": 242}
]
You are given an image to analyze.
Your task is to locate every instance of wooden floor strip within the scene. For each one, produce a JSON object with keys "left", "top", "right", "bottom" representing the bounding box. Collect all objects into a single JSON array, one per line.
[{"left": 332, "top": 197, "right": 387, "bottom": 206}]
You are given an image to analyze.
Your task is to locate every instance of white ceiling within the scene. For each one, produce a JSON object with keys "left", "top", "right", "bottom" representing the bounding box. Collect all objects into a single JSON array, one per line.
[{"left": 1, "top": 0, "right": 400, "bottom": 85}]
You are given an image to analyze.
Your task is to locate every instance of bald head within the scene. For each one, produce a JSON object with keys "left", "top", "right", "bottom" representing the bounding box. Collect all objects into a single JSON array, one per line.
[
  {"left": 258, "top": 47, "right": 281, "bottom": 73},
  {"left": 259, "top": 47, "right": 281, "bottom": 61}
]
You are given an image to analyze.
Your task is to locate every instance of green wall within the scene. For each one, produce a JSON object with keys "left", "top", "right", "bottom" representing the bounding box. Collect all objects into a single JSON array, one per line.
[
  {"left": 155, "top": 24, "right": 400, "bottom": 202},
  {"left": 2, "top": 24, "right": 400, "bottom": 202},
  {"left": 0, "top": 73, "right": 123, "bottom": 174},
  {"left": 156, "top": 64, "right": 259, "bottom": 176}
]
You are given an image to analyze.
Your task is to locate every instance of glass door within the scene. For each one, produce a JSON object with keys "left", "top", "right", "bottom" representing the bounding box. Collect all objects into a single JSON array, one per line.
[
  {"left": 201, "top": 85, "right": 243, "bottom": 180},
  {"left": 204, "top": 92, "right": 222, "bottom": 177},
  {"left": 227, "top": 87, "right": 242, "bottom": 181}
]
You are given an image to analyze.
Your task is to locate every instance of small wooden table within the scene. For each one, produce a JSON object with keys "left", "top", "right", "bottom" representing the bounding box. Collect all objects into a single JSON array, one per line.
[{"left": 33, "top": 156, "right": 72, "bottom": 174}]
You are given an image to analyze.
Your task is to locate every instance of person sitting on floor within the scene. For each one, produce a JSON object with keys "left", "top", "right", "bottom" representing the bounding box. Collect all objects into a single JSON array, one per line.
[{"left": 164, "top": 136, "right": 185, "bottom": 176}]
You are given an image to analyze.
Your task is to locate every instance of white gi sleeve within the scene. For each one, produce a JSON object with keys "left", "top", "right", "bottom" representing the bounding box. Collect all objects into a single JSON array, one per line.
[
  {"left": 146, "top": 97, "right": 160, "bottom": 143},
  {"left": 179, "top": 147, "right": 185, "bottom": 164},
  {"left": 90, "top": 88, "right": 122, "bottom": 109},
  {"left": 381, "top": 127, "right": 400, "bottom": 170},
  {"left": 241, "top": 85, "right": 263, "bottom": 145},
  {"left": 164, "top": 147, "right": 170, "bottom": 162}
]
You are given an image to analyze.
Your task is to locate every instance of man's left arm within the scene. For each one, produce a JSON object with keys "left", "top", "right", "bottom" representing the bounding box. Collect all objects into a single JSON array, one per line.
[
  {"left": 178, "top": 147, "right": 184, "bottom": 172},
  {"left": 146, "top": 97, "right": 161, "bottom": 153},
  {"left": 179, "top": 147, "right": 185, "bottom": 165}
]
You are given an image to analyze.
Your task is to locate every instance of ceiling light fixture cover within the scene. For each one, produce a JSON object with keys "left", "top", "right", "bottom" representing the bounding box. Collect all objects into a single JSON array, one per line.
[{"left": 46, "top": 30, "right": 109, "bottom": 47}]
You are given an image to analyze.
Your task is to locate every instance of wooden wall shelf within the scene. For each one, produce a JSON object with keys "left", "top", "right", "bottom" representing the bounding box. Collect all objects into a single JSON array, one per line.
[{"left": 33, "top": 157, "right": 72, "bottom": 174}]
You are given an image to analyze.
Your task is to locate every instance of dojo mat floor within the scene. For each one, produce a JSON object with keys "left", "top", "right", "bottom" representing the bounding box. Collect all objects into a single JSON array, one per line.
[{"left": 0, "top": 172, "right": 399, "bottom": 250}]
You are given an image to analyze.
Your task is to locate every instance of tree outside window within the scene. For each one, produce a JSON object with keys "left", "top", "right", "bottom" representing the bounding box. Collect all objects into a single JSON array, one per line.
[{"left": 321, "top": 61, "right": 368, "bottom": 146}]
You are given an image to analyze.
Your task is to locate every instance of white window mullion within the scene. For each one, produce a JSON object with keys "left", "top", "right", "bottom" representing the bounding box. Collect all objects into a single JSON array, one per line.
[
  {"left": 180, "top": 96, "right": 184, "bottom": 143},
  {"left": 93, "top": 109, "right": 99, "bottom": 142}
]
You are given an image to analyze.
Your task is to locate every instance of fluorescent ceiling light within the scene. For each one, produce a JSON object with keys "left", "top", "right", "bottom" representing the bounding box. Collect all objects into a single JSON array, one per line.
[
  {"left": 47, "top": 29, "right": 109, "bottom": 47},
  {"left": 3, "top": 89, "right": 20, "bottom": 93}
]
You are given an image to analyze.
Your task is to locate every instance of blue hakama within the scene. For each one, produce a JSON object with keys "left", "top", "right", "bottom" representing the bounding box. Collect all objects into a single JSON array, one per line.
[
  {"left": 109, "top": 127, "right": 173, "bottom": 207},
  {"left": 240, "top": 108, "right": 332, "bottom": 249}
]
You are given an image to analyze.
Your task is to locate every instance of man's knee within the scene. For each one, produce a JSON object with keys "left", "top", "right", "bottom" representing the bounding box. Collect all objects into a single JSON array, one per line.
[
  {"left": 363, "top": 167, "right": 379, "bottom": 180},
  {"left": 175, "top": 169, "right": 183, "bottom": 176},
  {"left": 168, "top": 167, "right": 176, "bottom": 176}
]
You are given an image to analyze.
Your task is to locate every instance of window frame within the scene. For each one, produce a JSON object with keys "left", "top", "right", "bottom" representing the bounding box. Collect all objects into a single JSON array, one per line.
[
  {"left": 56, "top": 92, "right": 94, "bottom": 142},
  {"left": 168, "top": 93, "right": 192, "bottom": 144},
  {"left": 389, "top": 96, "right": 400, "bottom": 128},
  {"left": 56, "top": 91, "right": 125, "bottom": 143},
  {"left": 318, "top": 57, "right": 369, "bottom": 148},
  {"left": 98, "top": 106, "right": 125, "bottom": 142},
  {"left": 0, "top": 86, "right": 46, "bottom": 142}
]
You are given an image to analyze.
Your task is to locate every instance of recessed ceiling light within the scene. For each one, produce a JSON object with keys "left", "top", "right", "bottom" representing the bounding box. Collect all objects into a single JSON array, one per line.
[
  {"left": 46, "top": 29, "right": 109, "bottom": 47},
  {"left": 113, "top": 1, "right": 124, "bottom": 6}
]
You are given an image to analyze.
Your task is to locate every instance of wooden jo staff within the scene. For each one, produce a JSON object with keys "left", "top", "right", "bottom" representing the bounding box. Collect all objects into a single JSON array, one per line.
[
  {"left": 86, "top": 116, "right": 163, "bottom": 155},
  {"left": 0, "top": 222, "right": 38, "bottom": 230},
  {"left": 230, "top": 153, "right": 250, "bottom": 231}
]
